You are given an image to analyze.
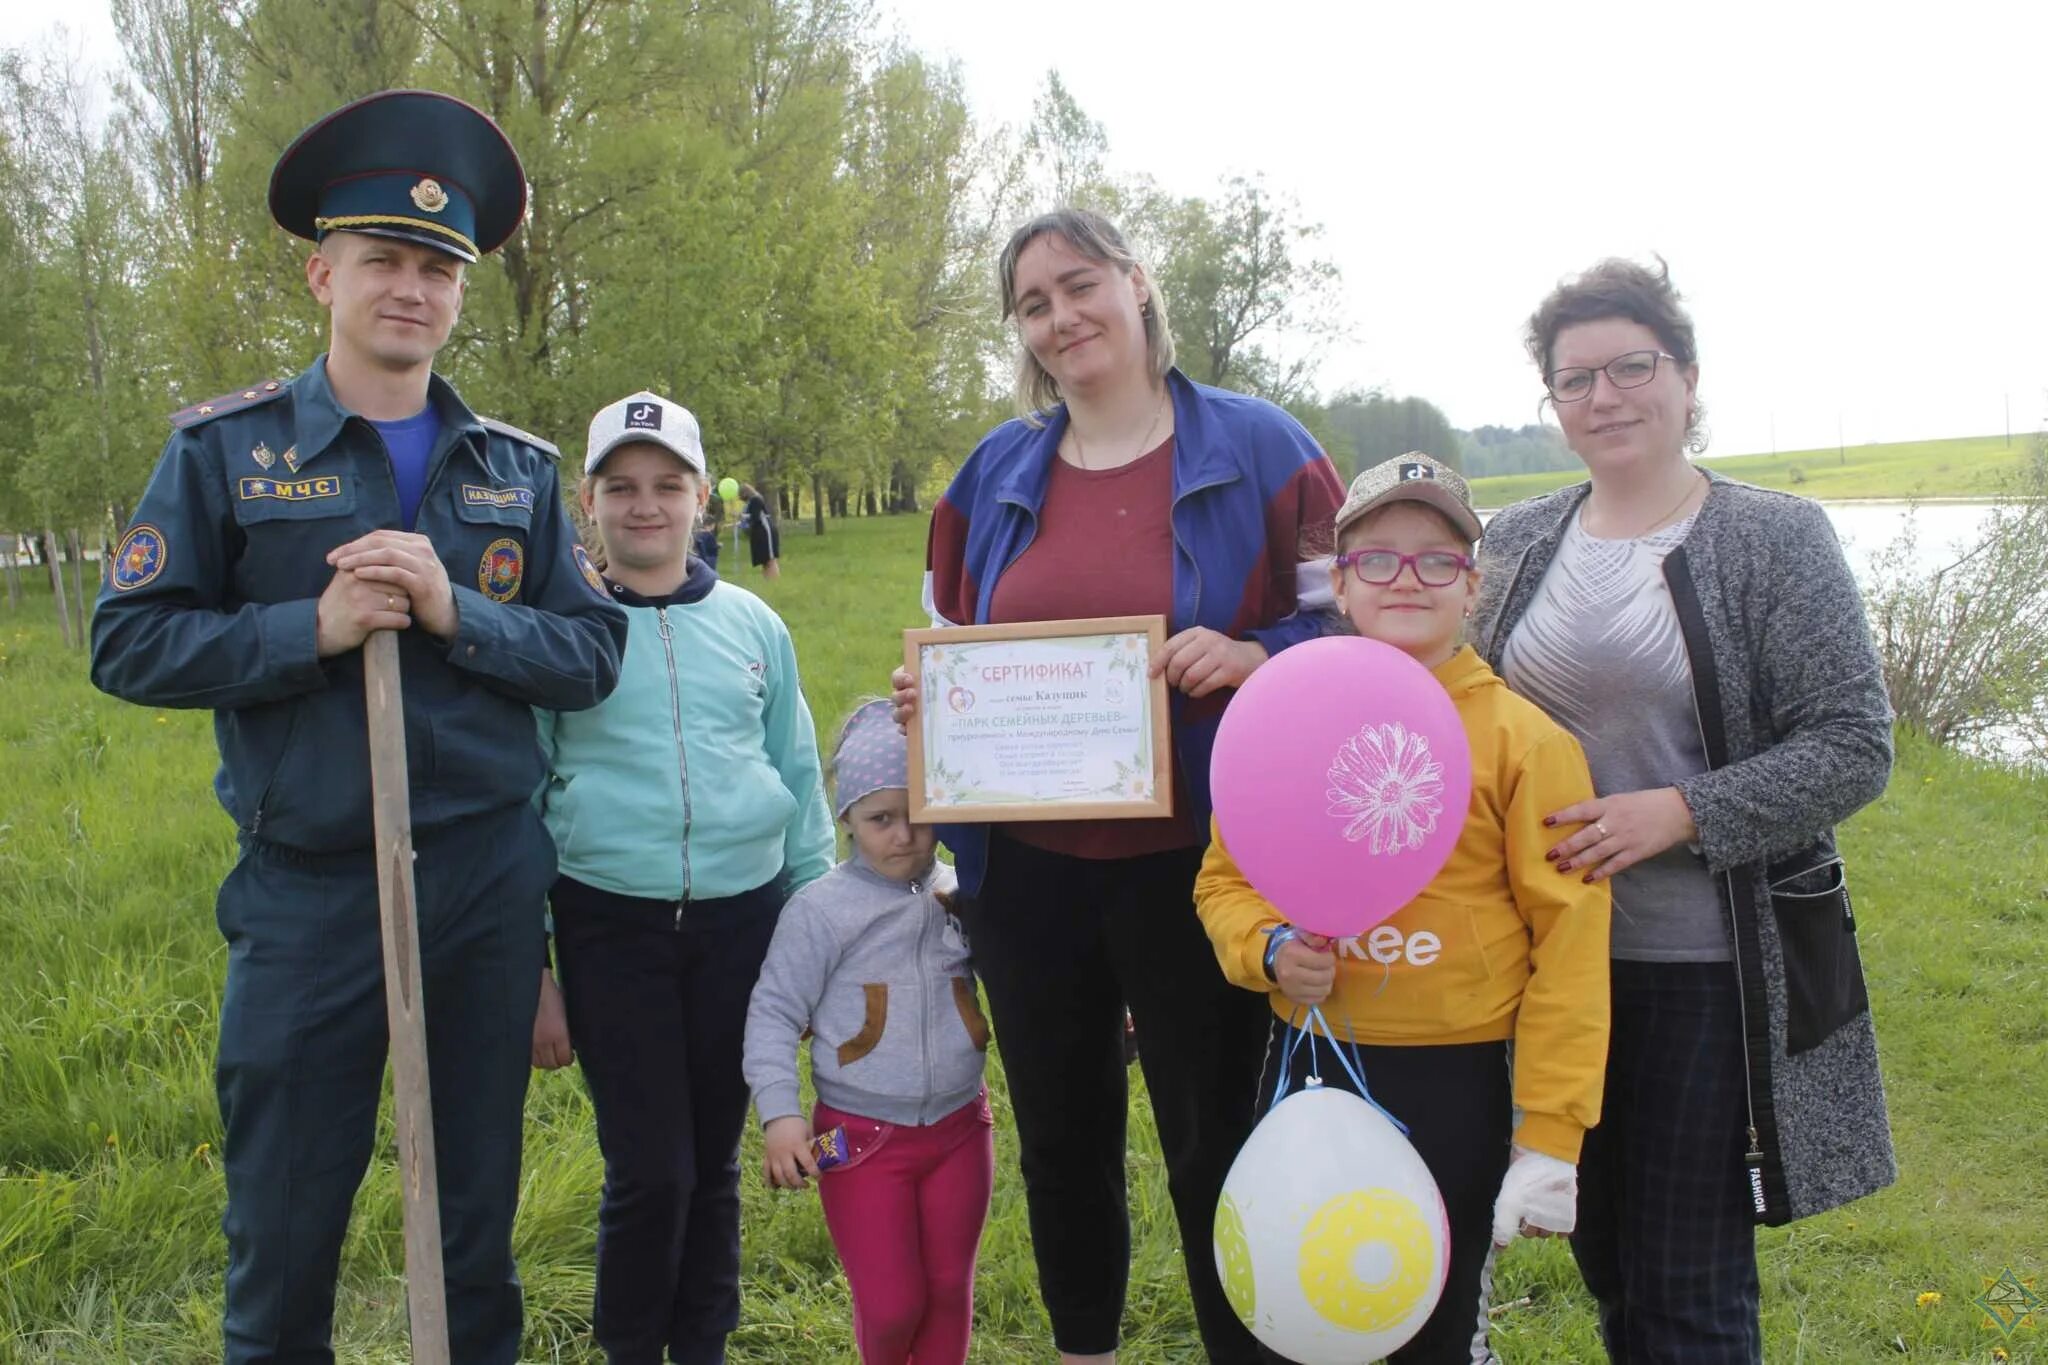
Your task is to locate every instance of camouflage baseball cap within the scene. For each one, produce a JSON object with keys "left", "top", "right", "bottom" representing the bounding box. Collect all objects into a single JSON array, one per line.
[{"left": 1332, "top": 453, "right": 1483, "bottom": 543}]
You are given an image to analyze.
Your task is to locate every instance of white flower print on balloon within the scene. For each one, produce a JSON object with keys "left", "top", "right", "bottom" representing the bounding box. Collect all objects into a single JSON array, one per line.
[{"left": 1324, "top": 721, "right": 1446, "bottom": 854}]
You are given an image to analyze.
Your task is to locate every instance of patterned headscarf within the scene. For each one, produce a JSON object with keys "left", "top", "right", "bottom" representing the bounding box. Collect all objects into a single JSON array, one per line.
[{"left": 832, "top": 699, "right": 908, "bottom": 819}]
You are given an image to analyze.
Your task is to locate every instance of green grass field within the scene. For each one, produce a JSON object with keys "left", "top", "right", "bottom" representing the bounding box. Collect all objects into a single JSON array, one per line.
[
  {"left": 2, "top": 514, "right": 2044, "bottom": 1362},
  {"left": 1468, "top": 433, "right": 2035, "bottom": 507}
]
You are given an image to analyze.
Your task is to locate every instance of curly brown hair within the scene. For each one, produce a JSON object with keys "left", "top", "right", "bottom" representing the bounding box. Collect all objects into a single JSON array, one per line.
[{"left": 1526, "top": 256, "right": 1708, "bottom": 452}]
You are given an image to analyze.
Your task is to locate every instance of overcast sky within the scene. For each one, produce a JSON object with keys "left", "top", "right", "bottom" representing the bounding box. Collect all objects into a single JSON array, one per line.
[{"left": 9, "top": 2, "right": 2044, "bottom": 458}]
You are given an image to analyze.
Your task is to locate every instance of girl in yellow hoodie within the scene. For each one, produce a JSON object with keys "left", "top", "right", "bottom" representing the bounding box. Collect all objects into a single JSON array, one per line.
[{"left": 1195, "top": 453, "right": 1611, "bottom": 1365}]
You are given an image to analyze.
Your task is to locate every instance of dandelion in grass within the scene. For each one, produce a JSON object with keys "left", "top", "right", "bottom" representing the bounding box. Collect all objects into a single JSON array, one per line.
[
  {"left": 1917, "top": 1291, "right": 1942, "bottom": 1308},
  {"left": 1325, "top": 721, "right": 1445, "bottom": 854}
]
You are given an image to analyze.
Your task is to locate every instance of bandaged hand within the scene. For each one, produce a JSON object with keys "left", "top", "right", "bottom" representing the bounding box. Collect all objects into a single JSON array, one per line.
[{"left": 1491, "top": 1147, "right": 1578, "bottom": 1246}]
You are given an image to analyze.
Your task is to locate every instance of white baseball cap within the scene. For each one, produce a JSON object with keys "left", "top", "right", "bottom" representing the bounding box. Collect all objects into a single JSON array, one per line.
[{"left": 584, "top": 390, "right": 706, "bottom": 477}]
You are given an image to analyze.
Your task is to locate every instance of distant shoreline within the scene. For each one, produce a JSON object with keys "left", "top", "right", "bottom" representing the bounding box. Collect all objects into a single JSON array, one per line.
[{"left": 1466, "top": 432, "right": 2036, "bottom": 505}]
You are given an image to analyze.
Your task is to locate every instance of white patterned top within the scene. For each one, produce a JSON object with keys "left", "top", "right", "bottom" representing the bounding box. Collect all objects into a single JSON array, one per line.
[{"left": 1501, "top": 508, "right": 1729, "bottom": 962}]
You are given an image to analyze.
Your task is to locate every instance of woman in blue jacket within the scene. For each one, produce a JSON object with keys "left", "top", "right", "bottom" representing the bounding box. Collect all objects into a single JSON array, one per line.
[
  {"left": 895, "top": 208, "right": 1344, "bottom": 1364},
  {"left": 533, "top": 390, "right": 835, "bottom": 1365}
]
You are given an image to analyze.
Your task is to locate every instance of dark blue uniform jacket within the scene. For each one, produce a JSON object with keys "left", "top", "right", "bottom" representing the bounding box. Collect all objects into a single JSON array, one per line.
[{"left": 91, "top": 358, "right": 628, "bottom": 853}]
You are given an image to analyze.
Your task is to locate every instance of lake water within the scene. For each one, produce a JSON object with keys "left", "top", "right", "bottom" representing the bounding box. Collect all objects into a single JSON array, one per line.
[
  {"left": 1475, "top": 498, "right": 2008, "bottom": 582},
  {"left": 1820, "top": 500, "right": 2007, "bottom": 583}
]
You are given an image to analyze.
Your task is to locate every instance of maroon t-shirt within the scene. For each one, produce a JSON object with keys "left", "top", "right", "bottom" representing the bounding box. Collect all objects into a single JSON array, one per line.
[{"left": 986, "top": 437, "right": 1199, "bottom": 859}]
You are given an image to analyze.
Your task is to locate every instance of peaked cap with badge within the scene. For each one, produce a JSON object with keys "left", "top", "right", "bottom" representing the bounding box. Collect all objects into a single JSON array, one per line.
[{"left": 268, "top": 88, "right": 528, "bottom": 264}]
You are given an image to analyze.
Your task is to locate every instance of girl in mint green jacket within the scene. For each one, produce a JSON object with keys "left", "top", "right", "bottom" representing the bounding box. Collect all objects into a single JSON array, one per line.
[{"left": 531, "top": 390, "right": 834, "bottom": 1364}]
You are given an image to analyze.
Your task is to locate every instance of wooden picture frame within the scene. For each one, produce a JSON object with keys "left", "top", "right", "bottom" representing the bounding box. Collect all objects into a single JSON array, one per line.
[{"left": 903, "top": 615, "right": 1174, "bottom": 823}]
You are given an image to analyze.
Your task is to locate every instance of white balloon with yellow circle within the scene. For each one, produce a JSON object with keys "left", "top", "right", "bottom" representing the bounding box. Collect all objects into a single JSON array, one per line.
[{"left": 1214, "top": 1083, "right": 1449, "bottom": 1364}]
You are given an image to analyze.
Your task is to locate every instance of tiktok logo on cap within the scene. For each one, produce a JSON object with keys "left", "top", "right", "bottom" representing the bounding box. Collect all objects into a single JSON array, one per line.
[
  {"left": 627, "top": 402, "right": 662, "bottom": 431},
  {"left": 1399, "top": 463, "right": 1433, "bottom": 481}
]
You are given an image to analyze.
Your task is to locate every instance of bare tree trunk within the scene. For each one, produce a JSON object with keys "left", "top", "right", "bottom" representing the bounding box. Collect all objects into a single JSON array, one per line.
[
  {"left": 45, "top": 529, "right": 74, "bottom": 649},
  {"left": 812, "top": 471, "right": 825, "bottom": 536},
  {"left": 67, "top": 530, "right": 90, "bottom": 644}
]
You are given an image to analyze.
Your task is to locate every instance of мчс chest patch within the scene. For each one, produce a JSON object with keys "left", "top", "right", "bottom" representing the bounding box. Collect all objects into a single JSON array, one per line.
[
  {"left": 238, "top": 475, "right": 342, "bottom": 502},
  {"left": 479, "top": 537, "right": 524, "bottom": 601}
]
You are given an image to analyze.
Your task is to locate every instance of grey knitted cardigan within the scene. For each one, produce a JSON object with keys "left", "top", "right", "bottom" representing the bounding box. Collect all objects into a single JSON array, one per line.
[{"left": 1473, "top": 471, "right": 1897, "bottom": 1223}]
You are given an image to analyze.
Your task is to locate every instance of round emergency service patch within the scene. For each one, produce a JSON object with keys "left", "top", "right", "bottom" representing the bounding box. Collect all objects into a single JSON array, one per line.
[
  {"left": 479, "top": 537, "right": 524, "bottom": 602},
  {"left": 572, "top": 543, "right": 607, "bottom": 597},
  {"left": 110, "top": 524, "right": 167, "bottom": 591}
]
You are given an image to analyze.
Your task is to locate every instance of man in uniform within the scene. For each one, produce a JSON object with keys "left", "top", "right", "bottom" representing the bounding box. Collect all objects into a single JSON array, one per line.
[{"left": 89, "top": 89, "right": 628, "bottom": 1364}]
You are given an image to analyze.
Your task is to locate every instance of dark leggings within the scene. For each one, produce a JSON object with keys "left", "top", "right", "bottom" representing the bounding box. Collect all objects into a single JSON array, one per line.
[
  {"left": 960, "top": 832, "right": 1272, "bottom": 1361},
  {"left": 1253, "top": 1020, "right": 1514, "bottom": 1365}
]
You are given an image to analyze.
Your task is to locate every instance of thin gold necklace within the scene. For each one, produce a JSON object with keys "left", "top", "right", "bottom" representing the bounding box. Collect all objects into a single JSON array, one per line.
[
  {"left": 1072, "top": 389, "right": 1167, "bottom": 470},
  {"left": 1591, "top": 468, "right": 1705, "bottom": 539}
]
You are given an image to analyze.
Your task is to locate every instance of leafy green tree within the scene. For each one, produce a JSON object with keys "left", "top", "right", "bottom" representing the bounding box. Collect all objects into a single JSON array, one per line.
[
  {"left": 1155, "top": 176, "right": 1341, "bottom": 400},
  {"left": 1322, "top": 391, "right": 1461, "bottom": 477}
]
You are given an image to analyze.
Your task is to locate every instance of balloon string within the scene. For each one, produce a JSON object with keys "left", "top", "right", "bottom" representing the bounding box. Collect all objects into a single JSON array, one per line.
[{"left": 1271, "top": 1007, "right": 1411, "bottom": 1137}]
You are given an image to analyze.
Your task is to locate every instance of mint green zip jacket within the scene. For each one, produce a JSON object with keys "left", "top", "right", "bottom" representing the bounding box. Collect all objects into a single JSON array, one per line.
[{"left": 536, "top": 558, "right": 835, "bottom": 903}]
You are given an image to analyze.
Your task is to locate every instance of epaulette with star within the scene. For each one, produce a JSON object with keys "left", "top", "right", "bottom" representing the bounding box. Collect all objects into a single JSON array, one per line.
[
  {"left": 478, "top": 415, "right": 562, "bottom": 461},
  {"left": 169, "top": 380, "right": 290, "bottom": 429}
]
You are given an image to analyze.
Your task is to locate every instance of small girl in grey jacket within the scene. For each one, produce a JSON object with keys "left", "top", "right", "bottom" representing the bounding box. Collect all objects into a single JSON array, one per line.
[{"left": 742, "top": 699, "right": 993, "bottom": 1365}]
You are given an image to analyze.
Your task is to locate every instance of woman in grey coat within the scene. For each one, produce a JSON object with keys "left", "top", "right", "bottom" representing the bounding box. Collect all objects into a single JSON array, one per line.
[{"left": 1472, "top": 258, "right": 1896, "bottom": 1364}]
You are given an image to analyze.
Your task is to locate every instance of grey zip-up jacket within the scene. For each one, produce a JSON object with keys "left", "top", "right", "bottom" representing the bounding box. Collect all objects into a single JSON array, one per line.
[
  {"left": 744, "top": 853, "right": 988, "bottom": 1128},
  {"left": 1474, "top": 471, "right": 1897, "bottom": 1224}
]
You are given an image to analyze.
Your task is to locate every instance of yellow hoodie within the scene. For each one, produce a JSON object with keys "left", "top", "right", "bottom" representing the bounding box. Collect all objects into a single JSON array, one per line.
[{"left": 1195, "top": 645, "right": 1611, "bottom": 1163}]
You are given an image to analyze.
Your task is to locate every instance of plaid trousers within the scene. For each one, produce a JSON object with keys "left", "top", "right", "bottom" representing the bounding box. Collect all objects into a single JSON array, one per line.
[{"left": 1571, "top": 960, "right": 1763, "bottom": 1364}]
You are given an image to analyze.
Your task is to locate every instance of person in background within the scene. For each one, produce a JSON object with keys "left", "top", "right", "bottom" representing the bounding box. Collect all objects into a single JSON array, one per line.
[
  {"left": 531, "top": 390, "right": 835, "bottom": 1365},
  {"left": 1475, "top": 258, "right": 1895, "bottom": 1363},
  {"left": 744, "top": 698, "right": 995, "bottom": 1365},
  {"left": 892, "top": 206, "right": 1345, "bottom": 1364},
  {"left": 88, "top": 91, "right": 627, "bottom": 1363},
  {"left": 739, "top": 481, "right": 780, "bottom": 580},
  {"left": 1197, "top": 454, "right": 1611, "bottom": 1365},
  {"left": 692, "top": 492, "right": 722, "bottom": 570}
]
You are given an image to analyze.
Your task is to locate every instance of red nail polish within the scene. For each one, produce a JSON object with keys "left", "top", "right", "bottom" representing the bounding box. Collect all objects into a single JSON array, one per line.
[
  {"left": 1544, "top": 850, "right": 1557, "bottom": 862},
  {"left": 1582, "top": 873, "right": 1594, "bottom": 884},
  {"left": 1543, "top": 816, "right": 1556, "bottom": 827}
]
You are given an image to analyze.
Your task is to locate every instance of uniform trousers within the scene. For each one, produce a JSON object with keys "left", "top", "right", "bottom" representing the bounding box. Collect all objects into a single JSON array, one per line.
[{"left": 215, "top": 802, "right": 552, "bottom": 1365}]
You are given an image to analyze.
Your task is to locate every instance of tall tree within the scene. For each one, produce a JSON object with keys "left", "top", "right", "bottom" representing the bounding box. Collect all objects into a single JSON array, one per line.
[
  {"left": 1023, "top": 70, "right": 1113, "bottom": 209},
  {"left": 1155, "top": 176, "right": 1340, "bottom": 400}
]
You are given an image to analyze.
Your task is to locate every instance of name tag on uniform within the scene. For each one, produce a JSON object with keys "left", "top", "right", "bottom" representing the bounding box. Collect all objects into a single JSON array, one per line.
[
  {"left": 462, "top": 484, "right": 535, "bottom": 510},
  {"left": 238, "top": 476, "right": 342, "bottom": 501}
]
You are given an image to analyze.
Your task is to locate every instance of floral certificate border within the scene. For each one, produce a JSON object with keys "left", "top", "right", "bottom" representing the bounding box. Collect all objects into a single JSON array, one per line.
[{"left": 903, "top": 615, "right": 1174, "bottom": 823}]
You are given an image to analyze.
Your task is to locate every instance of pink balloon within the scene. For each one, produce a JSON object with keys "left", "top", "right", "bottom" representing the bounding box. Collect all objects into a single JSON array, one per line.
[{"left": 1211, "top": 636, "right": 1472, "bottom": 938}]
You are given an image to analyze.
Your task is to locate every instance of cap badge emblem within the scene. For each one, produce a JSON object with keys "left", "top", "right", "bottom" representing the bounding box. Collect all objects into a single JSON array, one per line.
[{"left": 410, "top": 178, "right": 449, "bottom": 213}]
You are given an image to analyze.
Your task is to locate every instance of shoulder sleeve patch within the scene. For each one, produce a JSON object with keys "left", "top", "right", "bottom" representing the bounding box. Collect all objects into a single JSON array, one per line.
[
  {"left": 478, "top": 415, "right": 562, "bottom": 461},
  {"left": 169, "top": 380, "right": 289, "bottom": 430}
]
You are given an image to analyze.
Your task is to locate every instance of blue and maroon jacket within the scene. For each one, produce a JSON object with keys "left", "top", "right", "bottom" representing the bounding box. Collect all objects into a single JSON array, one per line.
[{"left": 922, "top": 369, "right": 1345, "bottom": 895}]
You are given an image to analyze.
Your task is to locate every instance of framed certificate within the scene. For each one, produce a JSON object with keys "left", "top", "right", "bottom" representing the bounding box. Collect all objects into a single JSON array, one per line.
[{"left": 903, "top": 615, "right": 1174, "bottom": 823}]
